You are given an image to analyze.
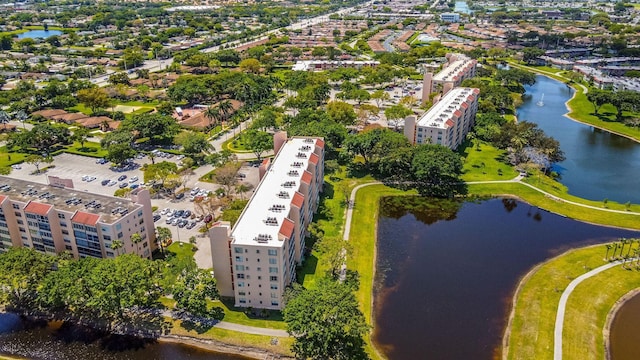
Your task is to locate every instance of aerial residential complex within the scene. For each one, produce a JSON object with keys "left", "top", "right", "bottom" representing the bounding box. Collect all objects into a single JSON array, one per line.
[
  {"left": 405, "top": 87, "right": 480, "bottom": 150},
  {"left": 0, "top": 176, "right": 156, "bottom": 259},
  {"left": 209, "top": 135, "right": 324, "bottom": 310},
  {"left": 291, "top": 60, "right": 380, "bottom": 72},
  {"left": 422, "top": 53, "right": 477, "bottom": 103}
]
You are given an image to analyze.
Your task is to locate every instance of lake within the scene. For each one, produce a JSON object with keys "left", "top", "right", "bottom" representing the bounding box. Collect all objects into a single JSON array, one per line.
[
  {"left": 609, "top": 292, "right": 640, "bottom": 360},
  {"left": 0, "top": 313, "right": 250, "bottom": 360},
  {"left": 518, "top": 75, "right": 640, "bottom": 204},
  {"left": 16, "top": 29, "right": 62, "bottom": 39},
  {"left": 373, "top": 196, "right": 639, "bottom": 359}
]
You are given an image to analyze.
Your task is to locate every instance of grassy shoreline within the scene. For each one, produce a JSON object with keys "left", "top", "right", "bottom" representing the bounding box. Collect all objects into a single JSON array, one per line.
[
  {"left": 507, "top": 61, "right": 640, "bottom": 143},
  {"left": 503, "top": 244, "right": 640, "bottom": 360}
]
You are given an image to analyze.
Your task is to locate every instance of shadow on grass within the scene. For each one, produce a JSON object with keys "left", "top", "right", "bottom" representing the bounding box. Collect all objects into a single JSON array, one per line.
[
  {"left": 296, "top": 254, "right": 318, "bottom": 286},
  {"left": 218, "top": 297, "right": 283, "bottom": 321}
]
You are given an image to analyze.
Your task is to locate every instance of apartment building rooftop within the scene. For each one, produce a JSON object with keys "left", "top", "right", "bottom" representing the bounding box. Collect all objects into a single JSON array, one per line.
[
  {"left": 417, "top": 87, "right": 478, "bottom": 129},
  {"left": 433, "top": 57, "right": 475, "bottom": 83},
  {"left": 291, "top": 60, "right": 380, "bottom": 71},
  {"left": 0, "top": 176, "right": 143, "bottom": 224},
  {"left": 231, "top": 137, "right": 322, "bottom": 247}
]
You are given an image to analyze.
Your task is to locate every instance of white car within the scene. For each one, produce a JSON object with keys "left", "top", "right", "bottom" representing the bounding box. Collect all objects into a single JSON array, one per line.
[
  {"left": 129, "top": 176, "right": 139, "bottom": 183},
  {"left": 11, "top": 165, "right": 21, "bottom": 170},
  {"left": 161, "top": 208, "right": 171, "bottom": 215},
  {"left": 108, "top": 180, "right": 117, "bottom": 186}
]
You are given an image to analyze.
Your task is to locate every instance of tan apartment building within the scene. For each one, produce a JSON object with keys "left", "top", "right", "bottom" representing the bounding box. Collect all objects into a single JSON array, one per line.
[
  {"left": 0, "top": 176, "right": 156, "bottom": 258},
  {"left": 422, "top": 53, "right": 477, "bottom": 104},
  {"left": 405, "top": 87, "right": 480, "bottom": 150},
  {"left": 209, "top": 135, "right": 324, "bottom": 310}
]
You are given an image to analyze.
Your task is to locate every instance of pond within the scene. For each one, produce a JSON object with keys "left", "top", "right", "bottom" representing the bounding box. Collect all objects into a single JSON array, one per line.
[
  {"left": 16, "top": 30, "right": 62, "bottom": 39},
  {"left": 518, "top": 75, "right": 640, "bottom": 204},
  {"left": 609, "top": 292, "right": 640, "bottom": 360},
  {"left": 0, "top": 313, "right": 250, "bottom": 360},
  {"left": 373, "top": 196, "right": 639, "bottom": 359}
]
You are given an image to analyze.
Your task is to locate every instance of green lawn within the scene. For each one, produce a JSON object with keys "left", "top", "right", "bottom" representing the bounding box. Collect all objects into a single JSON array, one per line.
[
  {"left": 64, "top": 141, "right": 108, "bottom": 158},
  {"left": 168, "top": 317, "right": 294, "bottom": 357},
  {"left": 221, "top": 134, "right": 253, "bottom": 153},
  {"left": 505, "top": 243, "right": 640, "bottom": 360},
  {"left": 460, "top": 140, "right": 517, "bottom": 181},
  {"left": 468, "top": 182, "right": 640, "bottom": 230},
  {"left": 0, "top": 150, "right": 29, "bottom": 168}
]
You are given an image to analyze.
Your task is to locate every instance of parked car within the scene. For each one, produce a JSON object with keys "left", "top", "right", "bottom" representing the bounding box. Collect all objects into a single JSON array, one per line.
[
  {"left": 175, "top": 192, "right": 185, "bottom": 200},
  {"left": 117, "top": 175, "right": 127, "bottom": 182},
  {"left": 165, "top": 217, "right": 174, "bottom": 225},
  {"left": 175, "top": 210, "right": 185, "bottom": 218},
  {"left": 182, "top": 210, "right": 191, "bottom": 218},
  {"left": 11, "top": 164, "right": 22, "bottom": 170},
  {"left": 153, "top": 215, "right": 161, "bottom": 222},
  {"left": 108, "top": 180, "right": 117, "bottom": 187},
  {"left": 171, "top": 218, "right": 180, "bottom": 226},
  {"left": 129, "top": 176, "right": 138, "bottom": 183},
  {"left": 204, "top": 214, "right": 213, "bottom": 223},
  {"left": 186, "top": 221, "right": 197, "bottom": 229},
  {"left": 129, "top": 183, "right": 139, "bottom": 189},
  {"left": 119, "top": 182, "right": 128, "bottom": 188}
]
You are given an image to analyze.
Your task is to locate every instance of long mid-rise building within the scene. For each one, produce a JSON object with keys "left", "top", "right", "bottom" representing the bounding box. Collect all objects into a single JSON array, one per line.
[
  {"left": 0, "top": 176, "right": 156, "bottom": 258},
  {"left": 422, "top": 53, "right": 477, "bottom": 104},
  {"left": 405, "top": 87, "right": 480, "bottom": 150},
  {"left": 209, "top": 135, "right": 324, "bottom": 310}
]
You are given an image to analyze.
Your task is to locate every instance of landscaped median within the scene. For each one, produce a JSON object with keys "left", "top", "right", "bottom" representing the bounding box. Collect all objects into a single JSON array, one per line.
[{"left": 504, "top": 244, "right": 640, "bottom": 360}]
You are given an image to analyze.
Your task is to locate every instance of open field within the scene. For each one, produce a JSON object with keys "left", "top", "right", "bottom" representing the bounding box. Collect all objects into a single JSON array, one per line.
[
  {"left": 505, "top": 244, "right": 640, "bottom": 360},
  {"left": 460, "top": 140, "right": 518, "bottom": 181}
]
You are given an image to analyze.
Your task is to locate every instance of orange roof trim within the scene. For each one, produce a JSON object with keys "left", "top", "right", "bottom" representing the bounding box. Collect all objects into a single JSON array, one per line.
[
  {"left": 71, "top": 211, "right": 100, "bottom": 226},
  {"left": 279, "top": 218, "right": 295, "bottom": 238},
  {"left": 309, "top": 152, "right": 319, "bottom": 165},
  {"left": 24, "top": 201, "right": 53, "bottom": 216},
  {"left": 301, "top": 171, "right": 312, "bottom": 184},
  {"left": 291, "top": 192, "right": 304, "bottom": 208}
]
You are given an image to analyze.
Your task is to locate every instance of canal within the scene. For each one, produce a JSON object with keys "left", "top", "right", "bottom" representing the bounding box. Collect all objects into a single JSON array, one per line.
[
  {"left": 372, "top": 196, "right": 639, "bottom": 359},
  {"left": 0, "top": 313, "right": 250, "bottom": 360},
  {"left": 518, "top": 75, "right": 640, "bottom": 204}
]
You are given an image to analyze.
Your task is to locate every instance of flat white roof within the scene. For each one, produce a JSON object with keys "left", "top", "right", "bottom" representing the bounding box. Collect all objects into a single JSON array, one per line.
[
  {"left": 231, "top": 138, "right": 318, "bottom": 247},
  {"left": 417, "top": 87, "right": 476, "bottom": 129},
  {"left": 433, "top": 58, "right": 475, "bottom": 82}
]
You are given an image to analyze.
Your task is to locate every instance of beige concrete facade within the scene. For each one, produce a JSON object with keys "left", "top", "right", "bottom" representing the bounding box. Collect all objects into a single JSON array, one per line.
[
  {"left": 0, "top": 176, "right": 156, "bottom": 259},
  {"left": 422, "top": 53, "right": 477, "bottom": 104},
  {"left": 209, "top": 136, "right": 325, "bottom": 310},
  {"left": 406, "top": 87, "right": 480, "bottom": 150}
]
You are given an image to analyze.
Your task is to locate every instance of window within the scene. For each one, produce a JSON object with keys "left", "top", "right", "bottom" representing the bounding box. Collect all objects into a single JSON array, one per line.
[
  {"left": 238, "top": 291, "right": 246, "bottom": 296},
  {"left": 235, "top": 265, "right": 245, "bottom": 271},
  {"left": 237, "top": 282, "right": 245, "bottom": 288},
  {"left": 256, "top": 267, "right": 261, "bottom": 272},
  {"left": 270, "top": 276, "right": 278, "bottom": 282},
  {"left": 234, "top": 247, "right": 243, "bottom": 254},
  {"left": 269, "top": 258, "right": 277, "bottom": 264},
  {"left": 271, "top": 293, "right": 277, "bottom": 298},
  {"left": 237, "top": 274, "right": 245, "bottom": 279},
  {"left": 257, "top": 276, "right": 261, "bottom": 280},
  {"left": 14, "top": 212, "right": 21, "bottom": 217},
  {"left": 271, "top": 301, "right": 279, "bottom": 306},
  {"left": 12, "top": 204, "right": 19, "bottom": 209},
  {"left": 268, "top": 249, "right": 277, "bottom": 256},
  {"left": 269, "top": 267, "right": 278, "bottom": 274},
  {"left": 270, "top": 284, "right": 278, "bottom": 290},
  {"left": 117, "top": 232, "right": 123, "bottom": 238},
  {"left": 235, "top": 256, "right": 243, "bottom": 262},
  {"left": 58, "top": 213, "right": 65, "bottom": 219},
  {"left": 239, "top": 299, "right": 246, "bottom": 304}
]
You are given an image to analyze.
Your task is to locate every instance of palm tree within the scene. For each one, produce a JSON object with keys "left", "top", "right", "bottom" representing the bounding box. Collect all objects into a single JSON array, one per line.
[
  {"left": 147, "top": 151, "right": 156, "bottom": 165},
  {"left": 235, "top": 183, "right": 252, "bottom": 200},
  {"left": 15, "top": 110, "right": 28, "bottom": 129},
  {"left": 218, "top": 100, "right": 234, "bottom": 124},
  {"left": 131, "top": 233, "right": 143, "bottom": 257},
  {"left": 156, "top": 226, "right": 171, "bottom": 255},
  {"left": 0, "top": 111, "right": 10, "bottom": 131},
  {"left": 111, "top": 239, "right": 123, "bottom": 257},
  {"left": 619, "top": 239, "right": 627, "bottom": 260},
  {"left": 605, "top": 244, "right": 613, "bottom": 261},
  {"left": 626, "top": 239, "right": 635, "bottom": 258},
  {"left": 204, "top": 105, "right": 222, "bottom": 128}
]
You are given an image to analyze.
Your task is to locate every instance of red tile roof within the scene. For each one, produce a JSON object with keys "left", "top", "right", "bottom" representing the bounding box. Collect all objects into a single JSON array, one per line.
[
  {"left": 460, "top": 102, "right": 469, "bottom": 109},
  {"left": 279, "top": 218, "right": 295, "bottom": 238},
  {"left": 315, "top": 139, "right": 325, "bottom": 149},
  {"left": 453, "top": 110, "right": 462, "bottom": 117},
  {"left": 24, "top": 201, "right": 53, "bottom": 216},
  {"left": 446, "top": 119, "right": 455, "bottom": 128},
  {"left": 71, "top": 211, "right": 100, "bottom": 226},
  {"left": 291, "top": 192, "right": 304, "bottom": 208},
  {"left": 301, "top": 171, "right": 312, "bottom": 184},
  {"left": 0, "top": 195, "right": 6, "bottom": 203},
  {"left": 309, "top": 152, "right": 319, "bottom": 165},
  {"left": 261, "top": 158, "right": 270, "bottom": 166}
]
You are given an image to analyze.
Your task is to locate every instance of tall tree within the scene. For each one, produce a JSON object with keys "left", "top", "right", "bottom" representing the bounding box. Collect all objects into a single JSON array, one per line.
[
  {"left": 243, "top": 130, "right": 273, "bottom": 161},
  {"left": 283, "top": 280, "right": 369, "bottom": 360}
]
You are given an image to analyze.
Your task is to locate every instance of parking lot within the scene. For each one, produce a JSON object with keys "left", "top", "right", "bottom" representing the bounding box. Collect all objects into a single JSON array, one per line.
[{"left": 4, "top": 153, "right": 261, "bottom": 269}]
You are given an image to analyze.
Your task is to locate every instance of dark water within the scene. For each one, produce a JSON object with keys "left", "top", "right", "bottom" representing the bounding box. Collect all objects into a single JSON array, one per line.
[
  {"left": 373, "top": 197, "right": 640, "bottom": 360},
  {"left": 609, "top": 292, "right": 640, "bottom": 360},
  {"left": 517, "top": 75, "right": 640, "bottom": 204},
  {"left": 0, "top": 313, "right": 249, "bottom": 360}
]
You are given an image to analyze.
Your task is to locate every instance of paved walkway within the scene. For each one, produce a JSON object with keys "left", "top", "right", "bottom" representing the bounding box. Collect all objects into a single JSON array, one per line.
[
  {"left": 553, "top": 260, "right": 623, "bottom": 360},
  {"left": 161, "top": 309, "right": 288, "bottom": 337}
]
